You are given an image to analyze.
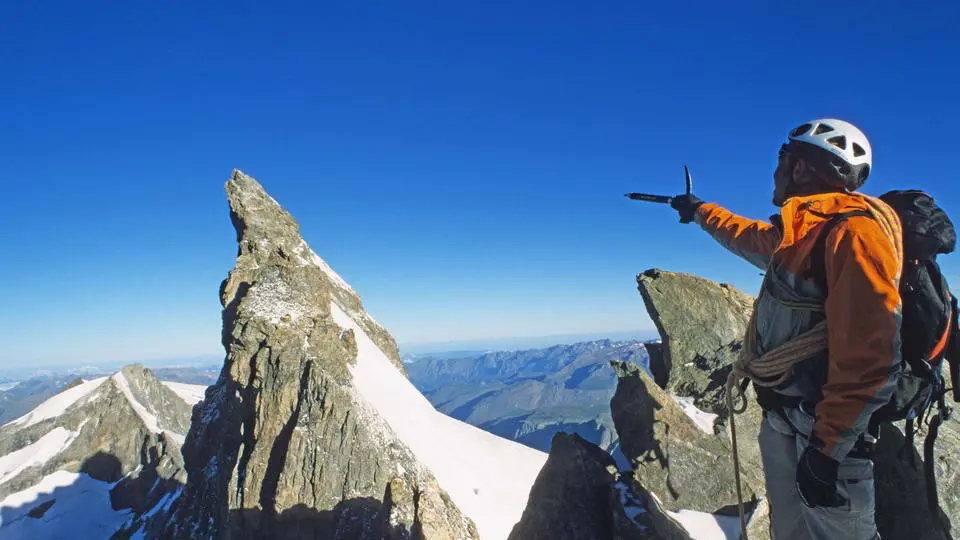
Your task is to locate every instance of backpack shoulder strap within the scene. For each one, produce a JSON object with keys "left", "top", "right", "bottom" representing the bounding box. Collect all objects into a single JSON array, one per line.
[
  {"left": 950, "top": 294, "right": 960, "bottom": 402},
  {"left": 810, "top": 210, "right": 874, "bottom": 293}
]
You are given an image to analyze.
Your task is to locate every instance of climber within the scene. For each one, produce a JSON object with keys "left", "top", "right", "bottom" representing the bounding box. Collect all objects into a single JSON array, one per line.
[{"left": 670, "top": 119, "right": 901, "bottom": 540}]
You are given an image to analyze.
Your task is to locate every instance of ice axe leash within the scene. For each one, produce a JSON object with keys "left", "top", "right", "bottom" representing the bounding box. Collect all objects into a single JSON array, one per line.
[{"left": 624, "top": 165, "right": 693, "bottom": 204}]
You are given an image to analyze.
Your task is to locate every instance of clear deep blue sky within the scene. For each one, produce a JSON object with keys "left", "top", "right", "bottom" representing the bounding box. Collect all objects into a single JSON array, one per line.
[{"left": 2, "top": 2, "right": 959, "bottom": 366}]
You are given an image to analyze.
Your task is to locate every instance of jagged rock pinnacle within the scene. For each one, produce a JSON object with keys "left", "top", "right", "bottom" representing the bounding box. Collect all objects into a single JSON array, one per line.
[{"left": 160, "top": 170, "right": 478, "bottom": 539}]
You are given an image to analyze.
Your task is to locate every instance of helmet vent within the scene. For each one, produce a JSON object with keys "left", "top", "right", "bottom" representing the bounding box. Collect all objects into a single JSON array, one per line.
[
  {"left": 791, "top": 124, "right": 812, "bottom": 137},
  {"left": 852, "top": 143, "right": 866, "bottom": 157},
  {"left": 814, "top": 124, "right": 834, "bottom": 135},
  {"left": 827, "top": 135, "right": 847, "bottom": 150}
]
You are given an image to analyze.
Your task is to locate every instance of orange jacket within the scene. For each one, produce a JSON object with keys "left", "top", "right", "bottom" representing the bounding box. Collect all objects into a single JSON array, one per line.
[{"left": 696, "top": 192, "right": 902, "bottom": 460}]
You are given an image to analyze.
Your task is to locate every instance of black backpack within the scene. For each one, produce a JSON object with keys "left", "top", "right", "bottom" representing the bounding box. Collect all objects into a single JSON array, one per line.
[{"left": 874, "top": 190, "right": 957, "bottom": 426}]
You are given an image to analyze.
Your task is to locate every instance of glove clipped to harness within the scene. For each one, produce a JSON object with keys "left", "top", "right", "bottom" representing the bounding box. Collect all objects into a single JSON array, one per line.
[
  {"left": 670, "top": 193, "right": 703, "bottom": 224},
  {"left": 796, "top": 446, "right": 846, "bottom": 508}
]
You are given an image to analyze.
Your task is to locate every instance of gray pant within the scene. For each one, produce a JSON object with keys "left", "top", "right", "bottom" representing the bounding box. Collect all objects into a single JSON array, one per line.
[{"left": 758, "top": 406, "right": 879, "bottom": 540}]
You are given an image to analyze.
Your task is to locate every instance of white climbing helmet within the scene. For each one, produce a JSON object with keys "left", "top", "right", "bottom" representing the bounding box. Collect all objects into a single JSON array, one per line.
[{"left": 787, "top": 119, "right": 872, "bottom": 188}]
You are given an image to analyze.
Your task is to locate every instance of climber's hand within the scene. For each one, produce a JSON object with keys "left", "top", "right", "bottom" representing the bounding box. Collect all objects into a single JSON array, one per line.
[
  {"left": 796, "top": 446, "right": 846, "bottom": 508},
  {"left": 669, "top": 193, "right": 704, "bottom": 224}
]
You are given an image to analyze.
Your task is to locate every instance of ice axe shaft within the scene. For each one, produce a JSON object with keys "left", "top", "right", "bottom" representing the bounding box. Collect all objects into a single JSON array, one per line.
[
  {"left": 625, "top": 165, "right": 693, "bottom": 204},
  {"left": 625, "top": 193, "right": 672, "bottom": 204}
]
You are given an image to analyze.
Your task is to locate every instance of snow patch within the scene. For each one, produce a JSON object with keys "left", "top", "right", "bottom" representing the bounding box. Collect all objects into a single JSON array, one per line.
[
  {"left": 161, "top": 382, "right": 207, "bottom": 406},
  {"left": 0, "top": 428, "right": 80, "bottom": 486},
  {"left": 668, "top": 508, "right": 741, "bottom": 540},
  {"left": 0, "top": 470, "right": 132, "bottom": 537},
  {"left": 6, "top": 378, "right": 108, "bottom": 428},
  {"left": 331, "top": 301, "right": 548, "bottom": 540},
  {"left": 673, "top": 396, "right": 718, "bottom": 434},
  {"left": 650, "top": 492, "right": 741, "bottom": 540}
]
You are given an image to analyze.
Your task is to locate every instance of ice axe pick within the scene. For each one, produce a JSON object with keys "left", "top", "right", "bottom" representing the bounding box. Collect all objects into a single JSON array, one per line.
[{"left": 624, "top": 165, "right": 693, "bottom": 204}]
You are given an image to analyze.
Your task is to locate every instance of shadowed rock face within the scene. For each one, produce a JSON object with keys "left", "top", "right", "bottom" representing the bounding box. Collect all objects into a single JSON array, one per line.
[
  {"left": 507, "top": 433, "right": 671, "bottom": 540},
  {"left": 609, "top": 360, "right": 762, "bottom": 514},
  {"left": 160, "top": 171, "right": 476, "bottom": 540}
]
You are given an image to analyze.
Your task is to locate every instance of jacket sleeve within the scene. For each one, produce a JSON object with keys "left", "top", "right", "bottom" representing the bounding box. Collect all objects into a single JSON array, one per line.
[
  {"left": 812, "top": 215, "right": 902, "bottom": 461},
  {"left": 694, "top": 203, "right": 781, "bottom": 270}
]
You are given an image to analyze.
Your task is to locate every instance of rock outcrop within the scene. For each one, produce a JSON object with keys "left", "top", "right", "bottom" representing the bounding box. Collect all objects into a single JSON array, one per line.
[
  {"left": 161, "top": 171, "right": 547, "bottom": 540},
  {"left": 636, "top": 269, "right": 768, "bottom": 487},
  {"left": 610, "top": 360, "right": 762, "bottom": 514},
  {"left": 636, "top": 269, "right": 753, "bottom": 416}
]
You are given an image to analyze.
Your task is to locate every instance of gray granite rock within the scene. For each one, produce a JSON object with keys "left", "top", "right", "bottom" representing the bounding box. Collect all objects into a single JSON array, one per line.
[
  {"left": 636, "top": 268, "right": 754, "bottom": 417},
  {"left": 609, "top": 360, "right": 762, "bottom": 514}
]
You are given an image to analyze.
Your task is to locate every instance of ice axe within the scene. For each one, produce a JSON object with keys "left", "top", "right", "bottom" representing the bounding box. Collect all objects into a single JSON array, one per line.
[{"left": 625, "top": 165, "right": 693, "bottom": 204}]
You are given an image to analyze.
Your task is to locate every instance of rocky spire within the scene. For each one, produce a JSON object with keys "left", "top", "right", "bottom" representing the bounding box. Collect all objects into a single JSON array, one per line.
[{"left": 160, "top": 171, "right": 498, "bottom": 539}]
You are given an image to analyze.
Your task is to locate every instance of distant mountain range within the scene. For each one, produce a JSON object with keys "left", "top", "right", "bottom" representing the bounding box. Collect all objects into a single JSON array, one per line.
[
  {"left": 406, "top": 339, "right": 650, "bottom": 460},
  {"left": 400, "top": 330, "right": 659, "bottom": 357}
]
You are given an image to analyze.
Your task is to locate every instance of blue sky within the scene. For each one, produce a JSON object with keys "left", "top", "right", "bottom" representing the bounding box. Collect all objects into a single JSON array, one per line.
[{"left": 2, "top": 2, "right": 958, "bottom": 366}]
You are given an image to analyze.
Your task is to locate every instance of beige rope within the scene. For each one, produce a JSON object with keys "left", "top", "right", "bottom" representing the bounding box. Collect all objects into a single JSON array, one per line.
[
  {"left": 726, "top": 310, "right": 829, "bottom": 539},
  {"left": 724, "top": 194, "right": 903, "bottom": 539}
]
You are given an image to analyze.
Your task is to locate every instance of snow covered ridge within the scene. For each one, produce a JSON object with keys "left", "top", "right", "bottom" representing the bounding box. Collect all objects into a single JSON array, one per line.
[{"left": 0, "top": 427, "right": 82, "bottom": 486}]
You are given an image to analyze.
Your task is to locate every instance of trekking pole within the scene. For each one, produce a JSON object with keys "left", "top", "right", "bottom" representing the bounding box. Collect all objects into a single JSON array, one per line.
[{"left": 625, "top": 165, "right": 693, "bottom": 204}]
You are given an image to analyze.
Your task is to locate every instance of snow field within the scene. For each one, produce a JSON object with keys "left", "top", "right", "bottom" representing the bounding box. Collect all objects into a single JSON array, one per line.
[
  {"left": 0, "top": 470, "right": 132, "bottom": 538},
  {"left": 161, "top": 382, "right": 207, "bottom": 405},
  {"left": 331, "top": 301, "right": 548, "bottom": 540},
  {"left": 0, "top": 428, "right": 80, "bottom": 486}
]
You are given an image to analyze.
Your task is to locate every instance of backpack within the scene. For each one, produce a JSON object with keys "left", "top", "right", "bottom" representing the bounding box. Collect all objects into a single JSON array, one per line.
[
  {"left": 817, "top": 190, "right": 958, "bottom": 525},
  {"left": 873, "top": 190, "right": 957, "bottom": 427}
]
